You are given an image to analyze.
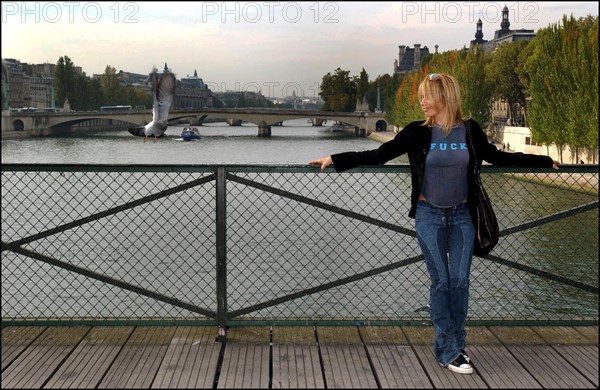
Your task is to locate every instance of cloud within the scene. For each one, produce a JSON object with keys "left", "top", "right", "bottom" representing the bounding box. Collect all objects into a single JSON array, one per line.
[{"left": 2, "top": 1, "right": 598, "bottom": 96}]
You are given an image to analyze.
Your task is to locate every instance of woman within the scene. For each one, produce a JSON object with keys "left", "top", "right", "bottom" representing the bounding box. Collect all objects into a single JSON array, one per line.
[{"left": 309, "top": 73, "right": 559, "bottom": 375}]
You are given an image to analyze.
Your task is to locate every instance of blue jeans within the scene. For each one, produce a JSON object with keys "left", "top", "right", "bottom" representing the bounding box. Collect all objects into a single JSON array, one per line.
[{"left": 415, "top": 200, "right": 475, "bottom": 366}]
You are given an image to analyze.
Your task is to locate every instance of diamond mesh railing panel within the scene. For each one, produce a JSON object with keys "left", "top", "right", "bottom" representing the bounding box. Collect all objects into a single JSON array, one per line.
[
  {"left": 225, "top": 170, "right": 423, "bottom": 322},
  {"left": 2, "top": 167, "right": 217, "bottom": 321},
  {"left": 1, "top": 164, "right": 598, "bottom": 325}
]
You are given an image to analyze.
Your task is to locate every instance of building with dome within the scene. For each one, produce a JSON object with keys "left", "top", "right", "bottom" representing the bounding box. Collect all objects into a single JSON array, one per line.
[
  {"left": 470, "top": 5, "right": 536, "bottom": 52},
  {"left": 175, "top": 70, "right": 213, "bottom": 109}
]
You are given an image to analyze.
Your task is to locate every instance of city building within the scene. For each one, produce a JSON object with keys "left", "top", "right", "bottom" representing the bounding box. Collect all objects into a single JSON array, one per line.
[
  {"left": 2, "top": 59, "right": 26, "bottom": 109},
  {"left": 1, "top": 59, "right": 216, "bottom": 111},
  {"left": 470, "top": 5, "right": 536, "bottom": 52},
  {"left": 117, "top": 65, "right": 215, "bottom": 109},
  {"left": 175, "top": 70, "right": 213, "bottom": 109},
  {"left": 2, "top": 59, "right": 60, "bottom": 110},
  {"left": 393, "top": 44, "right": 438, "bottom": 75},
  {"left": 470, "top": 5, "right": 536, "bottom": 126},
  {"left": 29, "top": 75, "right": 54, "bottom": 109},
  {"left": 116, "top": 70, "right": 149, "bottom": 87}
]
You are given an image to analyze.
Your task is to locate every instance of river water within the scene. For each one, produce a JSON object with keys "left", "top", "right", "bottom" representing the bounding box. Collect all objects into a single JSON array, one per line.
[
  {"left": 1, "top": 119, "right": 395, "bottom": 164},
  {"left": 1, "top": 119, "right": 597, "bottom": 322}
]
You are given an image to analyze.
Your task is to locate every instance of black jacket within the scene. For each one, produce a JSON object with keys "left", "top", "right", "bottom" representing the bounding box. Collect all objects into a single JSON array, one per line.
[{"left": 331, "top": 119, "right": 554, "bottom": 218}]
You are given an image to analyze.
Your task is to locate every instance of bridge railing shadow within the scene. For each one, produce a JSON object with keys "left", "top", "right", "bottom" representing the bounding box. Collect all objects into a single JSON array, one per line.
[{"left": 1, "top": 164, "right": 598, "bottom": 327}]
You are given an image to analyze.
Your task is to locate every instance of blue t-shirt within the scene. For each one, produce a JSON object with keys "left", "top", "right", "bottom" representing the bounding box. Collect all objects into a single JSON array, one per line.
[{"left": 421, "top": 123, "right": 469, "bottom": 207}]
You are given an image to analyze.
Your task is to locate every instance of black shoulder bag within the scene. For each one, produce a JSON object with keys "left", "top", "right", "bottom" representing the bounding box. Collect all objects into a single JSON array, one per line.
[{"left": 465, "top": 121, "right": 499, "bottom": 257}]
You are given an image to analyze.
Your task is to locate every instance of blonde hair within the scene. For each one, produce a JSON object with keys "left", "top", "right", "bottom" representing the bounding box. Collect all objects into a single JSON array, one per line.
[{"left": 418, "top": 73, "right": 464, "bottom": 136}]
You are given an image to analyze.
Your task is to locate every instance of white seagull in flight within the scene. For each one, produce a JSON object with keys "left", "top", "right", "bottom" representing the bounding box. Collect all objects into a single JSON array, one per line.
[{"left": 128, "top": 65, "right": 176, "bottom": 143}]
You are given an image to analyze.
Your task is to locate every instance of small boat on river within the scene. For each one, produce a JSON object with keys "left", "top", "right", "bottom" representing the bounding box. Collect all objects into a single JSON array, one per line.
[
  {"left": 330, "top": 122, "right": 353, "bottom": 132},
  {"left": 180, "top": 127, "right": 201, "bottom": 140}
]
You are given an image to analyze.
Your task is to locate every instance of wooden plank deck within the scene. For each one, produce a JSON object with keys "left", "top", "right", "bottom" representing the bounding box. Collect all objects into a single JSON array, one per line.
[{"left": 1, "top": 326, "right": 597, "bottom": 389}]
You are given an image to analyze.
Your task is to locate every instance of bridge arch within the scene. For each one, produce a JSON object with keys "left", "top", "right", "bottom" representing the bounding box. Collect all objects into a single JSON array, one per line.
[
  {"left": 12, "top": 119, "right": 24, "bottom": 132},
  {"left": 53, "top": 117, "right": 141, "bottom": 130},
  {"left": 4, "top": 109, "right": 387, "bottom": 137},
  {"left": 375, "top": 119, "right": 387, "bottom": 131}
]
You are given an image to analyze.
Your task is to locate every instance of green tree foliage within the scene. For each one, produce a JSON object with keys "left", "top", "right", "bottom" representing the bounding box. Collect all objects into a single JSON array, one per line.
[
  {"left": 100, "top": 65, "right": 122, "bottom": 105},
  {"left": 426, "top": 48, "right": 493, "bottom": 128},
  {"left": 486, "top": 41, "right": 529, "bottom": 125},
  {"left": 366, "top": 73, "right": 400, "bottom": 113},
  {"left": 231, "top": 92, "right": 274, "bottom": 108},
  {"left": 522, "top": 15, "right": 599, "bottom": 162},
  {"left": 357, "top": 68, "right": 370, "bottom": 100},
  {"left": 72, "top": 73, "right": 102, "bottom": 111},
  {"left": 456, "top": 46, "right": 493, "bottom": 130},
  {"left": 319, "top": 68, "right": 357, "bottom": 111},
  {"left": 121, "top": 85, "right": 152, "bottom": 109},
  {"left": 54, "top": 55, "right": 77, "bottom": 107},
  {"left": 53, "top": 57, "right": 152, "bottom": 110}
]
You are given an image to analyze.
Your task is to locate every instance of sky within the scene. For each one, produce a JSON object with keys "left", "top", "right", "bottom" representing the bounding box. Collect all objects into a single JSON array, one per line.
[{"left": 2, "top": 1, "right": 598, "bottom": 97}]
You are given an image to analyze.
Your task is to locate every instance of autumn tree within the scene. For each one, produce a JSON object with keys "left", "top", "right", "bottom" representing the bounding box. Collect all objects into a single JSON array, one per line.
[
  {"left": 387, "top": 67, "right": 427, "bottom": 126},
  {"left": 389, "top": 47, "right": 493, "bottom": 130}
]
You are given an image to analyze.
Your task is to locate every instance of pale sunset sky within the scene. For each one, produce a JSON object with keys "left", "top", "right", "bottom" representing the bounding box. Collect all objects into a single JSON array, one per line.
[{"left": 2, "top": 1, "right": 598, "bottom": 97}]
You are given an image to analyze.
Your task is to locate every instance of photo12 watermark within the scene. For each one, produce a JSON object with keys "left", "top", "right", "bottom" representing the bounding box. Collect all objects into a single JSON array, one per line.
[
  {"left": 205, "top": 80, "right": 322, "bottom": 99},
  {"left": 399, "top": 2, "right": 540, "bottom": 24},
  {"left": 2, "top": 2, "right": 140, "bottom": 23},
  {"left": 199, "top": 2, "right": 339, "bottom": 23}
]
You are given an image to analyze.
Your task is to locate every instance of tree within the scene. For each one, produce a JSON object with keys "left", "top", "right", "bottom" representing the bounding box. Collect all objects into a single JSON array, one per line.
[
  {"left": 100, "top": 65, "right": 122, "bottom": 106},
  {"left": 52, "top": 56, "right": 168, "bottom": 111},
  {"left": 366, "top": 73, "right": 397, "bottom": 112},
  {"left": 122, "top": 85, "right": 152, "bottom": 109},
  {"left": 486, "top": 41, "right": 529, "bottom": 125},
  {"left": 72, "top": 73, "right": 102, "bottom": 111},
  {"left": 54, "top": 56, "right": 77, "bottom": 107},
  {"left": 458, "top": 45, "right": 493, "bottom": 130},
  {"left": 357, "top": 68, "right": 370, "bottom": 101},
  {"left": 388, "top": 48, "right": 493, "bottom": 130},
  {"left": 522, "top": 15, "right": 599, "bottom": 163},
  {"left": 319, "top": 68, "right": 357, "bottom": 112},
  {"left": 387, "top": 67, "right": 427, "bottom": 126},
  {"left": 383, "top": 73, "right": 403, "bottom": 114}
]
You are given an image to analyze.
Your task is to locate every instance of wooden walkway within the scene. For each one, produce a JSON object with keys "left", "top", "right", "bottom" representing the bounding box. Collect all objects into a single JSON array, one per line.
[{"left": 1, "top": 325, "right": 597, "bottom": 389}]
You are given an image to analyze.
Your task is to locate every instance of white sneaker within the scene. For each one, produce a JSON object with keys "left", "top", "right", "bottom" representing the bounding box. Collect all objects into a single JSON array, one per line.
[{"left": 446, "top": 354, "right": 473, "bottom": 375}]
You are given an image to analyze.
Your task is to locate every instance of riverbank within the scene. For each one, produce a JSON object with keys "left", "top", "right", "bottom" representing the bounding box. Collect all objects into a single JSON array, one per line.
[
  {"left": 2, "top": 131, "right": 30, "bottom": 141},
  {"left": 368, "top": 131, "right": 396, "bottom": 143}
]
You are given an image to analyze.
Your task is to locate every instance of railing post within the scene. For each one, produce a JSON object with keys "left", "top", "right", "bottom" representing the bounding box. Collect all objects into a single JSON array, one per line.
[{"left": 215, "top": 166, "right": 227, "bottom": 341}]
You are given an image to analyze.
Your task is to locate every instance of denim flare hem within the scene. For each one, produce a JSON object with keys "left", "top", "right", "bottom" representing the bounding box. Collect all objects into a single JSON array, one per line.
[{"left": 415, "top": 200, "right": 476, "bottom": 366}]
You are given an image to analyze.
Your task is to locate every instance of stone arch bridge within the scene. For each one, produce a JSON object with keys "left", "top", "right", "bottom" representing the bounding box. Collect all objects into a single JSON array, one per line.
[{"left": 2, "top": 108, "right": 388, "bottom": 137}]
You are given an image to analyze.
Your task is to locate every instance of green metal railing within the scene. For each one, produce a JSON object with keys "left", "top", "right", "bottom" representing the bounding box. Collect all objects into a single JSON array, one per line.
[{"left": 1, "top": 164, "right": 598, "bottom": 327}]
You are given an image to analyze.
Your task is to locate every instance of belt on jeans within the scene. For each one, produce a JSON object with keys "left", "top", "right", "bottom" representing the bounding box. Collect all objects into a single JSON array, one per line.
[{"left": 417, "top": 200, "right": 468, "bottom": 210}]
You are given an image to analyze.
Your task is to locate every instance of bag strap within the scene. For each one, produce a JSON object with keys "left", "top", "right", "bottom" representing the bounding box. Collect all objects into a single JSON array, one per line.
[{"left": 464, "top": 120, "right": 480, "bottom": 176}]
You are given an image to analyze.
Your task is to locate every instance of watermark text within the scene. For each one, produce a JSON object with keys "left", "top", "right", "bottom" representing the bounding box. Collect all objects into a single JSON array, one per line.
[
  {"left": 399, "top": 2, "right": 539, "bottom": 24},
  {"left": 2, "top": 2, "right": 140, "bottom": 23},
  {"left": 205, "top": 81, "right": 321, "bottom": 99},
  {"left": 199, "top": 2, "right": 339, "bottom": 23}
]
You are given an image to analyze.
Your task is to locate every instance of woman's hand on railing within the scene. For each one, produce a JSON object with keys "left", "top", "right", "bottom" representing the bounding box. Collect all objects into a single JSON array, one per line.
[
  {"left": 552, "top": 161, "right": 560, "bottom": 170},
  {"left": 308, "top": 156, "right": 333, "bottom": 173}
]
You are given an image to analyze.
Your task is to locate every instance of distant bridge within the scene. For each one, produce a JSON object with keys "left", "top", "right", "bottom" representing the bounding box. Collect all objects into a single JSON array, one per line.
[{"left": 1, "top": 108, "right": 388, "bottom": 137}]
